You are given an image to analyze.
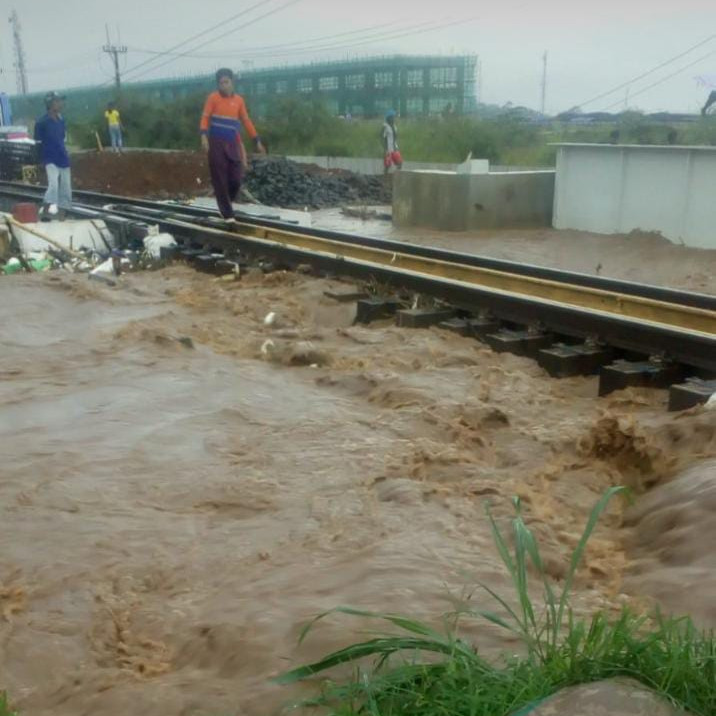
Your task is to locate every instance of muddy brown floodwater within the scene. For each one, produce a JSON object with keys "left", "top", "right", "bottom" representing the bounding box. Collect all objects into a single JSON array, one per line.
[{"left": 1, "top": 267, "right": 715, "bottom": 716}]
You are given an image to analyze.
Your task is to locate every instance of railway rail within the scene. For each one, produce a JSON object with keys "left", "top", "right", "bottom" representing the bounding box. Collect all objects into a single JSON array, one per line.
[{"left": 1, "top": 181, "right": 714, "bottom": 406}]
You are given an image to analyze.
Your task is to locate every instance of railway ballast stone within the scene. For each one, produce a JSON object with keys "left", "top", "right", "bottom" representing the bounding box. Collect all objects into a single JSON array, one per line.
[{"left": 245, "top": 156, "right": 391, "bottom": 208}]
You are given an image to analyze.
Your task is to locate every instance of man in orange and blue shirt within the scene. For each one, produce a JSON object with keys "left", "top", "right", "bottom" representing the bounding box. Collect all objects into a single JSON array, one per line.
[{"left": 200, "top": 67, "right": 265, "bottom": 223}]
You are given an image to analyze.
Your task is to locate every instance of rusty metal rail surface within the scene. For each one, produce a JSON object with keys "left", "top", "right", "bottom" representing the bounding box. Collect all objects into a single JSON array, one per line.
[
  {"left": 96, "top": 206, "right": 716, "bottom": 372},
  {"left": 1, "top": 180, "right": 715, "bottom": 312},
  {"left": 1, "top": 182, "right": 715, "bottom": 371}
]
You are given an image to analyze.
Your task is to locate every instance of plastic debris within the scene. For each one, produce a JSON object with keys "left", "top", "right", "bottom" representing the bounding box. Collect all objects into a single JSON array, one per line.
[
  {"left": 2, "top": 257, "right": 22, "bottom": 275},
  {"left": 144, "top": 232, "right": 178, "bottom": 260},
  {"left": 90, "top": 258, "right": 115, "bottom": 275}
]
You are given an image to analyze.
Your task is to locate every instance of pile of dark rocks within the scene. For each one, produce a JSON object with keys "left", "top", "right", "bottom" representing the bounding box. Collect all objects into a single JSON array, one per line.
[{"left": 245, "top": 157, "right": 392, "bottom": 208}]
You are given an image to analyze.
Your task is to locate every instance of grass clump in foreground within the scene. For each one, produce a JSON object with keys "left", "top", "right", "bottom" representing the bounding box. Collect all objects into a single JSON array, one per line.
[
  {"left": 277, "top": 487, "right": 716, "bottom": 715},
  {"left": 0, "top": 693, "right": 16, "bottom": 716}
]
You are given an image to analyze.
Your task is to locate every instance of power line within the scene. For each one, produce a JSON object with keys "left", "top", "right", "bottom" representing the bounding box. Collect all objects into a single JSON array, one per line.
[
  {"left": 124, "top": 0, "right": 305, "bottom": 82},
  {"left": 229, "top": 20, "right": 443, "bottom": 60},
  {"left": 106, "top": 12, "right": 479, "bottom": 92},
  {"left": 228, "top": 14, "right": 478, "bottom": 62},
  {"left": 122, "top": 6, "right": 484, "bottom": 83},
  {"left": 573, "top": 33, "right": 716, "bottom": 110},
  {"left": 602, "top": 47, "right": 716, "bottom": 111},
  {"left": 113, "top": 0, "right": 286, "bottom": 84},
  {"left": 127, "top": 19, "right": 412, "bottom": 60}
]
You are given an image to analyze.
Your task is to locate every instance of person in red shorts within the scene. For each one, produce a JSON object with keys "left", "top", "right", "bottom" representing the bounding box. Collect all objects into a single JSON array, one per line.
[
  {"left": 382, "top": 109, "right": 403, "bottom": 175},
  {"left": 200, "top": 67, "right": 265, "bottom": 224}
]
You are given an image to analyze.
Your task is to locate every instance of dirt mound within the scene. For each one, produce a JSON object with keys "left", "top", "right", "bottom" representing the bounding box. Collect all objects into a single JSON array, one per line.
[
  {"left": 70, "top": 151, "right": 391, "bottom": 208},
  {"left": 72, "top": 150, "right": 210, "bottom": 198}
]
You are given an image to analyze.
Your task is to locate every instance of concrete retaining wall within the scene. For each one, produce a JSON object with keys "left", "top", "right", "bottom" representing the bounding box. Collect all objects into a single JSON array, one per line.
[
  {"left": 553, "top": 143, "right": 716, "bottom": 249},
  {"left": 393, "top": 170, "right": 556, "bottom": 231}
]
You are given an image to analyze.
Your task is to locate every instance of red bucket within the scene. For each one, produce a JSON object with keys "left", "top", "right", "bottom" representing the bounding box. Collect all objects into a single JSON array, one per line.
[{"left": 12, "top": 203, "right": 39, "bottom": 224}]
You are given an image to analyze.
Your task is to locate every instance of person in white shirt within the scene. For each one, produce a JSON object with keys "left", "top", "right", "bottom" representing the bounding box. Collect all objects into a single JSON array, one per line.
[{"left": 382, "top": 110, "right": 403, "bottom": 175}]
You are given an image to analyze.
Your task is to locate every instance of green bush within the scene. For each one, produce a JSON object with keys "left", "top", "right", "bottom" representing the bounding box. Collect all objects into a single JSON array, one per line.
[{"left": 65, "top": 94, "right": 716, "bottom": 165}]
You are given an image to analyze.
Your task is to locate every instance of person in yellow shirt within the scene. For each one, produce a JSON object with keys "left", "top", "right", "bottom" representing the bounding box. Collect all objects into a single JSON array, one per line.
[{"left": 104, "top": 102, "right": 123, "bottom": 152}]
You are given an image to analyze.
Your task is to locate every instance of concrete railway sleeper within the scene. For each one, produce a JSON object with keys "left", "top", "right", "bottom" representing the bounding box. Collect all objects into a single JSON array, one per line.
[{"left": 1, "top": 185, "right": 714, "bottom": 409}]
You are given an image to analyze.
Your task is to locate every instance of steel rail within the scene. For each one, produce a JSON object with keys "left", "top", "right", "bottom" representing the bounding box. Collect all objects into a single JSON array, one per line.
[
  {"left": 1, "top": 180, "right": 714, "bottom": 312},
  {"left": 1, "top": 182, "right": 714, "bottom": 371},
  {"left": 86, "top": 204, "right": 716, "bottom": 372}
]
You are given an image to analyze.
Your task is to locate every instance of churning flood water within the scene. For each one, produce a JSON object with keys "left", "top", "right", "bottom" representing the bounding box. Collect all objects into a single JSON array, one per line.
[{"left": 1, "top": 267, "right": 714, "bottom": 715}]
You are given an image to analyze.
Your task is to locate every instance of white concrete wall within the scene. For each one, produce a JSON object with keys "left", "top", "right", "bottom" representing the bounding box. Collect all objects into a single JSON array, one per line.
[{"left": 553, "top": 144, "right": 716, "bottom": 249}]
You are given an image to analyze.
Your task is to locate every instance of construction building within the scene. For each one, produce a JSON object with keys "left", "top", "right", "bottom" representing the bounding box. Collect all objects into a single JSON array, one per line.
[{"left": 9, "top": 54, "right": 477, "bottom": 123}]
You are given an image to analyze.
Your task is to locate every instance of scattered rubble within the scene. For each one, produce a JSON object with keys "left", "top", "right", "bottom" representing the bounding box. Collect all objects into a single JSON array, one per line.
[
  {"left": 244, "top": 156, "right": 391, "bottom": 208},
  {"left": 0, "top": 213, "right": 177, "bottom": 281}
]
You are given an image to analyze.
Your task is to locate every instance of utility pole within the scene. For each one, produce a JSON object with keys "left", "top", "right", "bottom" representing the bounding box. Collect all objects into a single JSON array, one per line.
[
  {"left": 9, "top": 9, "right": 28, "bottom": 95},
  {"left": 540, "top": 50, "right": 548, "bottom": 116},
  {"left": 103, "top": 25, "right": 127, "bottom": 92}
]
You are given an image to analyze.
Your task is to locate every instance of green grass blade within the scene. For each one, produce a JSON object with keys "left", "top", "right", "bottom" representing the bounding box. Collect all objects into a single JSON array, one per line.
[
  {"left": 478, "top": 583, "right": 529, "bottom": 637},
  {"left": 556, "top": 486, "right": 627, "bottom": 631},
  {"left": 275, "top": 636, "right": 458, "bottom": 685}
]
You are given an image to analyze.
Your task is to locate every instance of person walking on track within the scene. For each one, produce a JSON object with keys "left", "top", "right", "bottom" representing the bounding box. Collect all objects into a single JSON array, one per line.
[
  {"left": 200, "top": 67, "right": 265, "bottom": 224},
  {"left": 34, "top": 91, "right": 72, "bottom": 220}
]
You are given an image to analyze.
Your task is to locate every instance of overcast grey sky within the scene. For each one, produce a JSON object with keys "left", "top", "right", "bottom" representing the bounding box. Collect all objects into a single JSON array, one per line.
[{"left": 1, "top": 0, "right": 715, "bottom": 113}]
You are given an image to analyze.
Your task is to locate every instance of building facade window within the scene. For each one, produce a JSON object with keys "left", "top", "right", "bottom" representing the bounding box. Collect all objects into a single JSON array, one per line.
[
  {"left": 275, "top": 80, "right": 289, "bottom": 94},
  {"left": 255, "top": 82, "right": 267, "bottom": 95},
  {"left": 430, "top": 67, "right": 458, "bottom": 89},
  {"left": 374, "top": 98, "right": 394, "bottom": 115},
  {"left": 406, "top": 70, "right": 423, "bottom": 88},
  {"left": 374, "top": 71, "right": 393, "bottom": 88},
  {"left": 319, "top": 76, "right": 339, "bottom": 91},
  {"left": 297, "top": 78, "right": 313, "bottom": 93},
  {"left": 406, "top": 97, "right": 424, "bottom": 115},
  {"left": 428, "top": 97, "right": 453, "bottom": 114},
  {"left": 345, "top": 74, "right": 365, "bottom": 90}
]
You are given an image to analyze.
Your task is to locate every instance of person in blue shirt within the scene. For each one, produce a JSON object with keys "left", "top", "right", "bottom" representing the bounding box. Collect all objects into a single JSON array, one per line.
[{"left": 34, "top": 91, "right": 72, "bottom": 220}]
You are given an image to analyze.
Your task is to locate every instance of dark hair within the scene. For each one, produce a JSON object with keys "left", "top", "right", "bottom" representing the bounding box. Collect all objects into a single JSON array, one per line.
[
  {"left": 216, "top": 68, "right": 234, "bottom": 83},
  {"left": 107, "top": 101, "right": 115, "bottom": 109}
]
